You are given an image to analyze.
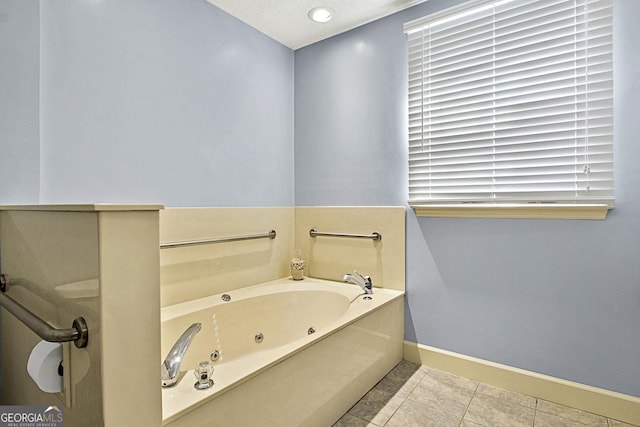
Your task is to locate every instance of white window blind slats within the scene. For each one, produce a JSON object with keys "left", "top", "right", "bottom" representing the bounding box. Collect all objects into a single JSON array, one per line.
[
  {"left": 427, "top": 34, "right": 612, "bottom": 88},
  {"left": 404, "top": 0, "right": 613, "bottom": 205},
  {"left": 424, "top": 70, "right": 612, "bottom": 109},
  {"left": 409, "top": 150, "right": 612, "bottom": 171},
  {"left": 420, "top": 97, "right": 613, "bottom": 134},
  {"left": 409, "top": 154, "right": 613, "bottom": 174},
  {"left": 426, "top": 0, "right": 604, "bottom": 50},
  {"left": 413, "top": 107, "right": 613, "bottom": 132},
  {"left": 409, "top": 136, "right": 613, "bottom": 160}
]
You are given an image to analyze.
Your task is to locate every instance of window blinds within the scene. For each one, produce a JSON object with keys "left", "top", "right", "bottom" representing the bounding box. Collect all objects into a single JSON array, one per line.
[{"left": 404, "top": 0, "right": 613, "bottom": 205}]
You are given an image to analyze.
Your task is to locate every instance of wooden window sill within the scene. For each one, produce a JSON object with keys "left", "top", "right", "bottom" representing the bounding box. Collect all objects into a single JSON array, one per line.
[{"left": 412, "top": 204, "right": 613, "bottom": 220}]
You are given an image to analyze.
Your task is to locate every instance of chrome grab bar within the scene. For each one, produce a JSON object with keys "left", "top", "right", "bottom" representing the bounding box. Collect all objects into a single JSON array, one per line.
[
  {"left": 0, "top": 274, "right": 89, "bottom": 348},
  {"left": 160, "top": 229, "right": 277, "bottom": 249},
  {"left": 309, "top": 228, "right": 382, "bottom": 241}
]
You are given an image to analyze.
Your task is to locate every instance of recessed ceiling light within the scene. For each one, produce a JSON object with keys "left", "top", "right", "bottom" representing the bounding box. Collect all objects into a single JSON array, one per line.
[{"left": 308, "top": 7, "right": 334, "bottom": 23}]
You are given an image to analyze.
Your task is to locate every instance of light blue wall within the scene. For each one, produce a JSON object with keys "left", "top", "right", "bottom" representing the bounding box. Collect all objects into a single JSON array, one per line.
[
  {"left": 0, "top": 0, "right": 40, "bottom": 204},
  {"left": 37, "top": 0, "right": 294, "bottom": 207},
  {"left": 0, "top": 0, "right": 40, "bottom": 399},
  {"left": 295, "top": 0, "right": 640, "bottom": 398}
]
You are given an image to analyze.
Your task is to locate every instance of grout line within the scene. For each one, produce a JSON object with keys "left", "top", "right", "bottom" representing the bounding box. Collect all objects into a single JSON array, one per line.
[
  {"left": 381, "top": 400, "right": 403, "bottom": 427},
  {"left": 360, "top": 414, "right": 379, "bottom": 427},
  {"left": 457, "top": 383, "right": 480, "bottom": 427},
  {"left": 402, "top": 368, "right": 426, "bottom": 396}
]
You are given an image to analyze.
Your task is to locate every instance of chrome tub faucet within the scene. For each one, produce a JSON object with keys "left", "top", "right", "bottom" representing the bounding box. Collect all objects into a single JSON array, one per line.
[
  {"left": 343, "top": 270, "right": 373, "bottom": 294},
  {"left": 161, "top": 323, "right": 201, "bottom": 388}
]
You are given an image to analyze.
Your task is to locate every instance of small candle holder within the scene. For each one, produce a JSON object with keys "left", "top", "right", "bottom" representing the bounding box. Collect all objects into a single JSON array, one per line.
[{"left": 290, "top": 250, "right": 306, "bottom": 281}]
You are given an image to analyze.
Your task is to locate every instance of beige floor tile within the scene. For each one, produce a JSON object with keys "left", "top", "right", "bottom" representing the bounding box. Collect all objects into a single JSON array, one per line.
[
  {"left": 426, "top": 367, "right": 479, "bottom": 393},
  {"left": 476, "top": 382, "right": 537, "bottom": 409},
  {"left": 536, "top": 400, "right": 608, "bottom": 427},
  {"left": 385, "top": 399, "right": 461, "bottom": 427},
  {"left": 608, "top": 419, "right": 640, "bottom": 427},
  {"left": 535, "top": 410, "right": 576, "bottom": 426},
  {"left": 385, "top": 360, "right": 426, "bottom": 382},
  {"left": 339, "top": 363, "right": 633, "bottom": 427},
  {"left": 374, "top": 360, "right": 426, "bottom": 398},
  {"left": 535, "top": 410, "right": 610, "bottom": 427},
  {"left": 347, "top": 387, "right": 405, "bottom": 425},
  {"left": 464, "top": 393, "right": 535, "bottom": 427},
  {"left": 333, "top": 413, "right": 379, "bottom": 427},
  {"left": 406, "top": 368, "right": 477, "bottom": 418}
]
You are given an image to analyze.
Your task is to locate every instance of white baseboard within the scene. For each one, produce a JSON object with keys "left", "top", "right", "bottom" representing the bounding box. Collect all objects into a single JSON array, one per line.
[{"left": 404, "top": 341, "right": 640, "bottom": 426}]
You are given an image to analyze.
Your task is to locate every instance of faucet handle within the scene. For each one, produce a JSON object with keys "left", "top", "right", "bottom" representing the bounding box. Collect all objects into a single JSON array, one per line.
[
  {"left": 354, "top": 270, "right": 367, "bottom": 282},
  {"left": 194, "top": 361, "right": 214, "bottom": 390},
  {"left": 354, "top": 270, "right": 372, "bottom": 288}
]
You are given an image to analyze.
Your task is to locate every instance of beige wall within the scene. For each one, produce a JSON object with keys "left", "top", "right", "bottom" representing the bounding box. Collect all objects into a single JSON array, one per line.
[
  {"left": 160, "top": 206, "right": 406, "bottom": 307},
  {"left": 97, "top": 209, "right": 161, "bottom": 426},
  {"left": 295, "top": 207, "right": 405, "bottom": 291},
  {"left": 0, "top": 205, "right": 162, "bottom": 427},
  {"left": 1, "top": 210, "right": 102, "bottom": 425},
  {"left": 159, "top": 208, "right": 295, "bottom": 306}
]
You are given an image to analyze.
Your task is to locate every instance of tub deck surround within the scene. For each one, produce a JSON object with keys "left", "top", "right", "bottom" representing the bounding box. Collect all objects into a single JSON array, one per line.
[
  {"left": 159, "top": 207, "right": 295, "bottom": 306},
  {"left": 0, "top": 203, "right": 164, "bottom": 211},
  {"left": 295, "top": 207, "right": 406, "bottom": 292},
  {"left": 159, "top": 206, "right": 405, "bottom": 306},
  {"left": 160, "top": 277, "right": 405, "bottom": 424}
]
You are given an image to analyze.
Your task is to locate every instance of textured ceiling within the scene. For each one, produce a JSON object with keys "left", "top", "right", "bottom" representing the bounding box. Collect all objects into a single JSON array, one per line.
[{"left": 206, "top": 0, "right": 428, "bottom": 50}]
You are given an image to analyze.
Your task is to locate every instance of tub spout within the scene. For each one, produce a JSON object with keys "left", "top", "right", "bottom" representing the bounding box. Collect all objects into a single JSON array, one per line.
[
  {"left": 162, "top": 323, "right": 201, "bottom": 388},
  {"left": 343, "top": 271, "right": 373, "bottom": 294}
]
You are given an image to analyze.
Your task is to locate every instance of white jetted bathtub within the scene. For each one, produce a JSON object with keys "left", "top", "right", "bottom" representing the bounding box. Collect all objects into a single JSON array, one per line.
[{"left": 161, "top": 277, "right": 404, "bottom": 426}]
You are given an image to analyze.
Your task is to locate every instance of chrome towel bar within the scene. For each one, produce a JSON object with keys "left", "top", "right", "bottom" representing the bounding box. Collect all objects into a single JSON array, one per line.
[
  {"left": 0, "top": 274, "right": 89, "bottom": 348},
  {"left": 309, "top": 228, "right": 382, "bottom": 241},
  {"left": 160, "top": 229, "right": 277, "bottom": 249}
]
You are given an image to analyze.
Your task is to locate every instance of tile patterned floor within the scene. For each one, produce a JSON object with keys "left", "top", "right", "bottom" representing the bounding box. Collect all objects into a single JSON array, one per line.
[{"left": 334, "top": 361, "right": 638, "bottom": 427}]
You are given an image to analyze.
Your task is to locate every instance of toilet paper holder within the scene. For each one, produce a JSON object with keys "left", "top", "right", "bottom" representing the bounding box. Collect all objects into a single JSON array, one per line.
[{"left": 0, "top": 274, "right": 89, "bottom": 348}]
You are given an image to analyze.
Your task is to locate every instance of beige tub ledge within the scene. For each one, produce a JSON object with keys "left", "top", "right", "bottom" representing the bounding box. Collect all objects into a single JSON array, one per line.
[
  {"left": 0, "top": 203, "right": 164, "bottom": 211},
  {"left": 54, "top": 279, "right": 99, "bottom": 299}
]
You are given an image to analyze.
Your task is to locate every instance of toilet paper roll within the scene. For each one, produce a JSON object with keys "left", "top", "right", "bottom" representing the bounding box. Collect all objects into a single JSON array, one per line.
[{"left": 27, "top": 340, "right": 63, "bottom": 393}]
